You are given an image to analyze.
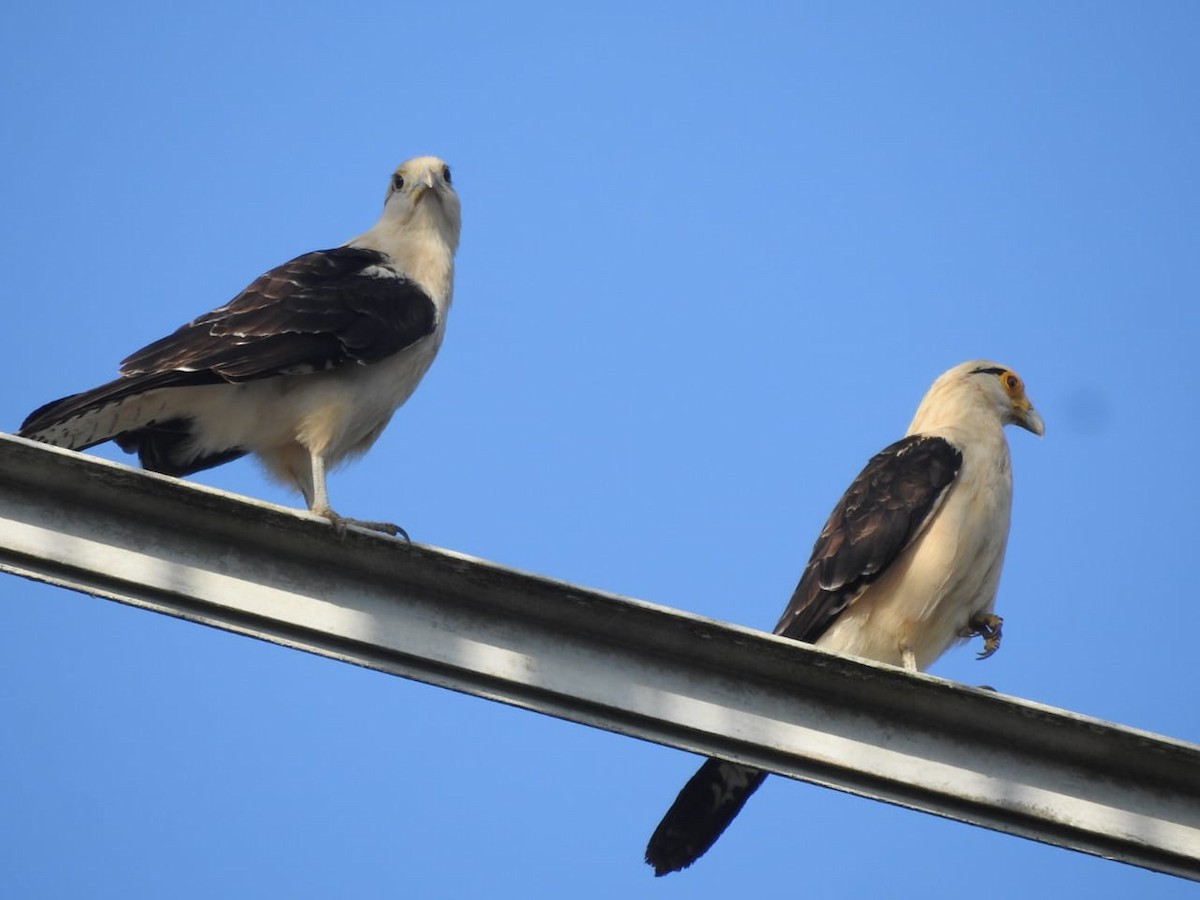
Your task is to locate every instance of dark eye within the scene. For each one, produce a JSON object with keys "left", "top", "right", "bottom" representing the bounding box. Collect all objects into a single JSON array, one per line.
[
  {"left": 392, "top": 173, "right": 405, "bottom": 191},
  {"left": 1004, "top": 373, "right": 1020, "bottom": 394},
  {"left": 442, "top": 165, "right": 452, "bottom": 184}
]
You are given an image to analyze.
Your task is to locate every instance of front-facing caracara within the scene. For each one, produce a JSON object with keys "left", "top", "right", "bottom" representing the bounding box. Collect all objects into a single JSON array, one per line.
[{"left": 20, "top": 156, "right": 461, "bottom": 536}]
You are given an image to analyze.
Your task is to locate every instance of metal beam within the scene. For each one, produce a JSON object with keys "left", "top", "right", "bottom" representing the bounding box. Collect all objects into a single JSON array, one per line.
[{"left": 0, "top": 432, "right": 1197, "bottom": 880}]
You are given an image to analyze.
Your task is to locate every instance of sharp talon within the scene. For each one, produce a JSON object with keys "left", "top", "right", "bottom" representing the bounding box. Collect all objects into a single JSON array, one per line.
[
  {"left": 363, "top": 521, "right": 410, "bottom": 542},
  {"left": 968, "top": 612, "right": 1003, "bottom": 660},
  {"left": 316, "top": 508, "right": 409, "bottom": 541}
]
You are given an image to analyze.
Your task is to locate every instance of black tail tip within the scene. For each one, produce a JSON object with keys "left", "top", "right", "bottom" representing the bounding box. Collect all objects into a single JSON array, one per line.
[{"left": 644, "top": 848, "right": 692, "bottom": 877}]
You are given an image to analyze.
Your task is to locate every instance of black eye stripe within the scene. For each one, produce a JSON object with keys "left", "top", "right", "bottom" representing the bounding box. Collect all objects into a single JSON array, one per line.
[{"left": 971, "top": 366, "right": 1007, "bottom": 377}]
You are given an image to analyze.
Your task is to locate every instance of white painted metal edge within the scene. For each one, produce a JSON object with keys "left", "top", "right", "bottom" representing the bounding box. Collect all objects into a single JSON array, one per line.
[{"left": 0, "top": 433, "right": 1197, "bottom": 880}]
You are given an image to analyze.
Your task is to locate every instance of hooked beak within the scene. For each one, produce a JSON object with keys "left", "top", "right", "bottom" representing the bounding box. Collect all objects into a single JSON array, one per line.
[
  {"left": 1014, "top": 397, "right": 1045, "bottom": 437},
  {"left": 412, "top": 170, "right": 438, "bottom": 203}
]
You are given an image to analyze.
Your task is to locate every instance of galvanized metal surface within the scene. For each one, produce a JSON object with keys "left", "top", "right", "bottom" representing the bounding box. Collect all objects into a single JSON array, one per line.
[{"left": 1, "top": 433, "right": 1197, "bottom": 880}]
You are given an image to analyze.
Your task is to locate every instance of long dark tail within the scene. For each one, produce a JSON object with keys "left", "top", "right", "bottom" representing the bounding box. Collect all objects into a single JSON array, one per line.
[
  {"left": 19, "top": 371, "right": 245, "bottom": 476},
  {"left": 644, "top": 758, "right": 768, "bottom": 876},
  {"left": 19, "top": 371, "right": 218, "bottom": 445}
]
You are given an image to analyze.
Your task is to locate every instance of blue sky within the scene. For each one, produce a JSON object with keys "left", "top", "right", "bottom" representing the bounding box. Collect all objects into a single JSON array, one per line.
[{"left": 2, "top": 2, "right": 1198, "bottom": 897}]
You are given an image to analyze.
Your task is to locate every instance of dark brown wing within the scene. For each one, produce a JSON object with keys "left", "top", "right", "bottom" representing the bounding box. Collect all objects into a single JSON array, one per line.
[
  {"left": 643, "top": 434, "right": 963, "bottom": 877},
  {"left": 119, "top": 246, "right": 437, "bottom": 381},
  {"left": 773, "top": 434, "right": 962, "bottom": 642},
  {"left": 20, "top": 247, "right": 437, "bottom": 441}
]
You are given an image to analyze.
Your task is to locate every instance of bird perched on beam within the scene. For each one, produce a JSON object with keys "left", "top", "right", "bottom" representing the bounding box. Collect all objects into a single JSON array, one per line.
[
  {"left": 645, "top": 360, "right": 1044, "bottom": 876},
  {"left": 20, "top": 156, "right": 461, "bottom": 536}
]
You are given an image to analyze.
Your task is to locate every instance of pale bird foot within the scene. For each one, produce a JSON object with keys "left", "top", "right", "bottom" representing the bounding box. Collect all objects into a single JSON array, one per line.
[
  {"left": 313, "top": 506, "right": 411, "bottom": 542},
  {"left": 968, "top": 612, "right": 1004, "bottom": 660},
  {"left": 347, "top": 518, "right": 410, "bottom": 542}
]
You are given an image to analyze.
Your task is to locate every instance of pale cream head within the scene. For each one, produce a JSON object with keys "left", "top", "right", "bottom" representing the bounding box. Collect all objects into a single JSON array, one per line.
[
  {"left": 908, "top": 360, "right": 1045, "bottom": 438},
  {"left": 380, "top": 155, "right": 461, "bottom": 253}
]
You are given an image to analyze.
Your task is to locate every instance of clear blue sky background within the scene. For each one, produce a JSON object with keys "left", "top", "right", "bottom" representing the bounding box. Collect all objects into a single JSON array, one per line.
[{"left": 1, "top": 2, "right": 1197, "bottom": 897}]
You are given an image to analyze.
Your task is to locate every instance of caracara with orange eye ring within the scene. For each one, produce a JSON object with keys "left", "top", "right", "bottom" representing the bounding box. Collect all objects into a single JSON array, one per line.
[{"left": 645, "top": 360, "right": 1044, "bottom": 876}]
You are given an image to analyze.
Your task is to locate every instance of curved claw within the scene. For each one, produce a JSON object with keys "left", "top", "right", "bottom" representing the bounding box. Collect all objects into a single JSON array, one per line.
[
  {"left": 968, "top": 612, "right": 1004, "bottom": 660},
  {"left": 314, "top": 506, "right": 411, "bottom": 542},
  {"left": 355, "top": 519, "right": 410, "bottom": 542}
]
